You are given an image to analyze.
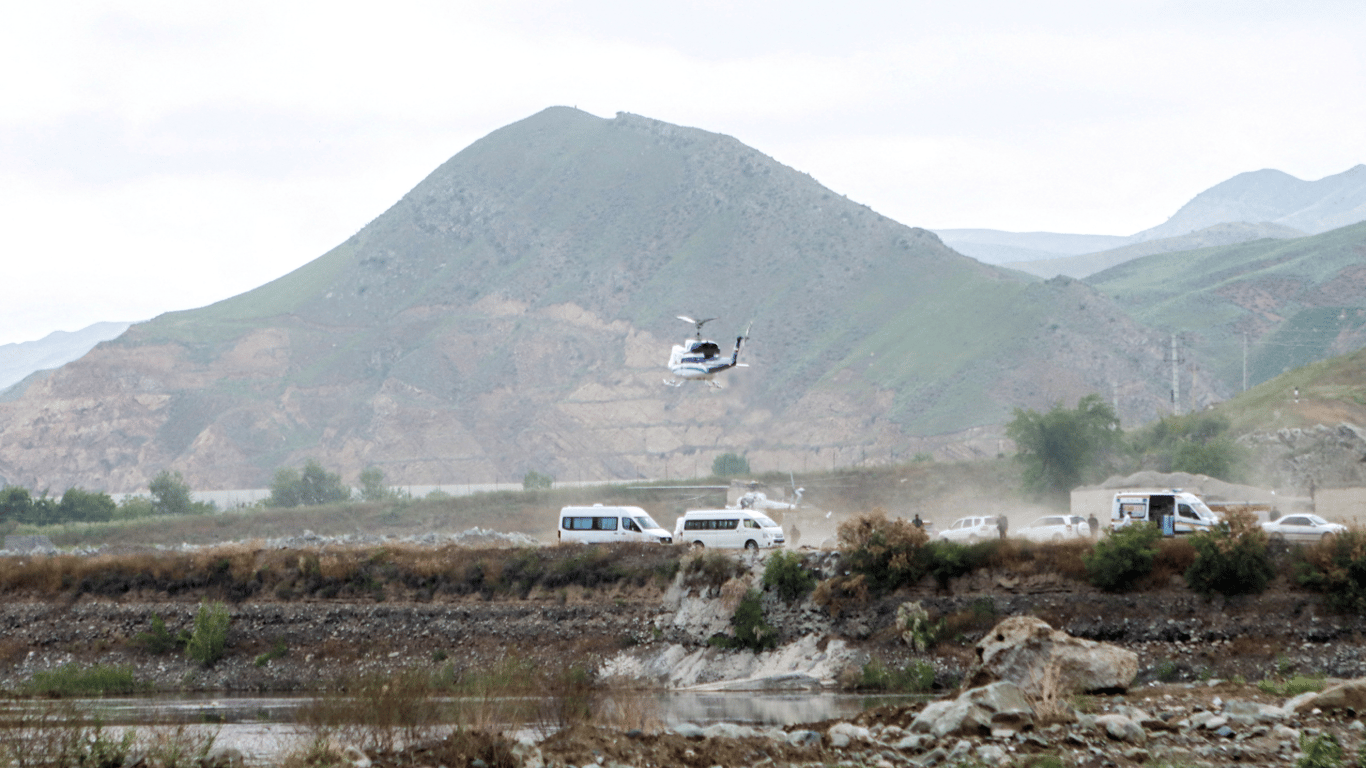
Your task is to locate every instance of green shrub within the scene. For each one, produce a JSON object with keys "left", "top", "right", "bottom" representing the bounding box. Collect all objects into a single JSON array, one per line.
[
  {"left": 1184, "top": 509, "right": 1274, "bottom": 597},
  {"left": 1294, "top": 529, "right": 1366, "bottom": 613},
  {"left": 21, "top": 664, "right": 146, "bottom": 696},
  {"left": 1298, "top": 731, "right": 1343, "bottom": 768},
  {"left": 1084, "top": 523, "right": 1162, "bottom": 592},
  {"left": 858, "top": 659, "right": 935, "bottom": 692},
  {"left": 132, "top": 613, "right": 183, "bottom": 655},
  {"left": 254, "top": 639, "right": 289, "bottom": 667},
  {"left": 709, "top": 589, "right": 777, "bottom": 652},
  {"left": 897, "top": 601, "right": 944, "bottom": 652},
  {"left": 711, "top": 453, "right": 750, "bottom": 476},
  {"left": 522, "top": 470, "right": 554, "bottom": 490},
  {"left": 763, "top": 550, "right": 816, "bottom": 601},
  {"left": 185, "top": 600, "right": 231, "bottom": 667},
  {"left": 684, "top": 550, "right": 746, "bottom": 589},
  {"left": 1257, "top": 674, "right": 1326, "bottom": 697}
]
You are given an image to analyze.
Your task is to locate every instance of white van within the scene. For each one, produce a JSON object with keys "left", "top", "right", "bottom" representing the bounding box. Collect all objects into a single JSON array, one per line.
[
  {"left": 1112, "top": 490, "right": 1220, "bottom": 535},
  {"left": 558, "top": 505, "right": 673, "bottom": 544},
  {"left": 673, "top": 509, "right": 786, "bottom": 550}
]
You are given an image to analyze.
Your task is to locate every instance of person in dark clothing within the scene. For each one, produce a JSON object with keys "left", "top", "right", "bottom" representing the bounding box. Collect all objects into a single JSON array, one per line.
[
  {"left": 997, "top": 515, "right": 1007, "bottom": 539},
  {"left": 1088, "top": 514, "right": 1099, "bottom": 538},
  {"left": 912, "top": 514, "right": 923, "bottom": 529}
]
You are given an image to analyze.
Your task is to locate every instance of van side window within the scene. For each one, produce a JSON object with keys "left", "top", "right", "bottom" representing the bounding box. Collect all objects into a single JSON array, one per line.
[
  {"left": 744, "top": 519, "right": 760, "bottom": 529},
  {"left": 565, "top": 517, "right": 592, "bottom": 530},
  {"left": 624, "top": 518, "right": 640, "bottom": 532},
  {"left": 1178, "top": 504, "right": 1198, "bottom": 520},
  {"left": 594, "top": 516, "right": 617, "bottom": 531}
]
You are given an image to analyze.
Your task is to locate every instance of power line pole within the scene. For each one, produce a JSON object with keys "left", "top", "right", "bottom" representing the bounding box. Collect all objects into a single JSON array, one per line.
[
  {"left": 1169, "top": 334, "right": 1181, "bottom": 416},
  {"left": 1242, "top": 332, "right": 1248, "bottom": 392}
]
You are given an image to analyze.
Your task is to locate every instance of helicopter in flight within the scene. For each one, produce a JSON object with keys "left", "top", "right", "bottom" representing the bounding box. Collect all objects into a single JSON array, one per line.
[{"left": 664, "top": 315, "right": 750, "bottom": 388}]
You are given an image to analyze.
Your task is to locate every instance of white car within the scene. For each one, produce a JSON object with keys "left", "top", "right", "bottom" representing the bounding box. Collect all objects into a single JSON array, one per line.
[
  {"left": 1019, "top": 515, "right": 1089, "bottom": 543},
  {"left": 938, "top": 516, "right": 1001, "bottom": 544},
  {"left": 1261, "top": 514, "right": 1346, "bottom": 544}
]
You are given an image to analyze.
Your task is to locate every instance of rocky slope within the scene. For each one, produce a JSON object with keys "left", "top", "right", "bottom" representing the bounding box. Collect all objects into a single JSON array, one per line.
[{"left": 0, "top": 108, "right": 1215, "bottom": 494}]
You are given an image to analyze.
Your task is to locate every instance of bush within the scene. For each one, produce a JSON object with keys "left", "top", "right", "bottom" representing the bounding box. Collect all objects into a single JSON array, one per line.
[
  {"left": 267, "top": 459, "right": 351, "bottom": 507},
  {"left": 21, "top": 664, "right": 146, "bottom": 696},
  {"left": 1298, "top": 731, "right": 1343, "bottom": 768},
  {"left": 897, "top": 601, "right": 944, "bottom": 651},
  {"left": 709, "top": 589, "right": 777, "bottom": 652},
  {"left": 132, "top": 613, "right": 184, "bottom": 655},
  {"left": 763, "top": 550, "right": 816, "bottom": 601},
  {"left": 858, "top": 659, "right": 935, "bottom": 692},
  {"left": 522, "top": 470, "right": 554, "bottom": 490},
  {"left": 1084, "top": 523, "right": 1162, "bottom": 592},
  {"left": 837, "top": 509, "right": 931, "bottom": 592},
  {"left": 711, "top": 452, "right": 750, "bottom": 476},
  {"left": 1184, "top": 508, "right": 1275, "bottom": 597},
  {"left": 1294, "top": 529, "right": 1366, "bottom": 613},
  {"left": 185, "top": 600, "right": 231, "bottom": 667}
]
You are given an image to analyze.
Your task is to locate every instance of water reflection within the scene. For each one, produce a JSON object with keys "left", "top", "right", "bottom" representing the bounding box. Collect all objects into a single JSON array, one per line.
[{"left": 2, "top": 691, "right": 931, "bottom": 766}]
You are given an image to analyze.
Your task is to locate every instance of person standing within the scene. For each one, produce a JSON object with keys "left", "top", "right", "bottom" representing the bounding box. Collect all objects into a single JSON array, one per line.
[
  {"left": 997, "top": 515, "right": 1007, "bottom": 539},
  {"left": 1088, "top": 513, "right": 1099, "bottom": 538},
  {"left": 913, "top": 514, "right": 923, "bottom": 529}
]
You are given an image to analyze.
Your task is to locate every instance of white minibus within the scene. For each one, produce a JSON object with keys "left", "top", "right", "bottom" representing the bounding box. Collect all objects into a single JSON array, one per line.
[
  {"left": 558, "top": 504, "right": 673, "bottom": 544},
  {"left": 673, "top": 509, "right": 786, "bottom": 550}
]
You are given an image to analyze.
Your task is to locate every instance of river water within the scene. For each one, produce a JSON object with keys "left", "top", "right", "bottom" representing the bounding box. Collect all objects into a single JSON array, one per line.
[{"left": 4, "top": 691, "right": 927, "bottom": 765}]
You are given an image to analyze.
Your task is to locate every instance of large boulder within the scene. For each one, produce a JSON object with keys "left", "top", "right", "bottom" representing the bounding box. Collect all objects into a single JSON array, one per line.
[
  {"left": 910, "top": 681, "right": 1034, "bottom": 738},
  {"left": 968, "top": 616, "right": 1137, "bottom": 695},
  {"left": 1294, "top": 679, "right": 1366, "bottom": 714}
]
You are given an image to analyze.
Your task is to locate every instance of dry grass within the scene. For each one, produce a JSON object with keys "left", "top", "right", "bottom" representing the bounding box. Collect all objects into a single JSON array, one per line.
[
  {"left": 1141, "top": 538, "right": 1198, "bottom": 589},
  {"left": 0, "top": 542, "right": 683, "bottom": 604}
]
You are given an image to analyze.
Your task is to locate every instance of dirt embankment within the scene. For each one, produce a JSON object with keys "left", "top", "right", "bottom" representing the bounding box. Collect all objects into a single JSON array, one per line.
[{"left": 3, "top": 562, "right": 1364, "bottom": 694}]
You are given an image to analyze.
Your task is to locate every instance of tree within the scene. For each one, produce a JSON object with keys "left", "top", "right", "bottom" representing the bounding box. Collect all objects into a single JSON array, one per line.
[
  {"left": 712, "top": 452, "right": 750, "bottom": 477},
  {"left": 1128, "top": 412, "right": 1245, "bottom": 482},
  {"left": 522, "top": 470, "right": 553, "bottom": 490},
  {"left": 57, "top": 487, "right": 116, "bottom": 523},
  {"left": 1, "top": 486, "right": 33, "bottom": 530},
  {"left": 1006, "top": 394, "right": 1122, "bottom": 502},
  {"left": 359, "top": 466, "right": 391, "bottom": 501},
  {"left": 149, "top": 470, "right": 194, "bottom": 516},
  {"left": 268, "top": 459, "right": 351, "bottom": 507}
]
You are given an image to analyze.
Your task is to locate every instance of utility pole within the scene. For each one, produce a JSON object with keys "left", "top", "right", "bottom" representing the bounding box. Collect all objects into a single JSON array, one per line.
[
  {"left": 1242, "top": 332, "right": 1248, "bottom": 392},
  {"left": 1169, "top": 334, "right": 1181, "bottom": 416}
]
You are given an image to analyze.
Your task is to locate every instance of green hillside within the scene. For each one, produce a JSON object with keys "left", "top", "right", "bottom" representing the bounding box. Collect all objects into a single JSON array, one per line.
[
  {"left": 1, "top": 108, "right": 1202, "bottom": 490},
  {"left": 118, "top": 108, "right": 1165, "bottom": 434},
  {"left": 1088, "top": 221, "right": 1366, "bottom": 393}
]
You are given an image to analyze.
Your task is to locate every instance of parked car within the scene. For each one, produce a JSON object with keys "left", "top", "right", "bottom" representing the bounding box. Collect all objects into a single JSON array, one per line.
[
  {"left": 1019, "top": 515, "right": 1089, "bottom": 543},
  {"left": 1261, "top": 514, "right": 1346, "bottom": 544},
  {"left": 938, "top": 516, "right": 1000, "bottom": 543}
]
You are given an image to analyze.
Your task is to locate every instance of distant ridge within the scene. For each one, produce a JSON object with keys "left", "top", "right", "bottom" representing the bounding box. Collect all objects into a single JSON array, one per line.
[
  {"left": 1132, "top": 165, "right": 1366, "bottom": 242},
  {"left": 0, "top": 322, "right": 132, "bottom": 392},
  {"left": 1009, "top": 222, "right": 1305, "bottom": 279},
  {"left": 933, "top": 229, "right": 1129, "bottom": 265}
]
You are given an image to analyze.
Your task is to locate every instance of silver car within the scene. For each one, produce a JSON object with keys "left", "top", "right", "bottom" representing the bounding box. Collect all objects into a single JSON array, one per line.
[
  {"left": 1019, "top": 515, "right": 1089, "bottom": 543},
  {"left": 1261, "top": 514, "right": 1346, "bottom": 544}
]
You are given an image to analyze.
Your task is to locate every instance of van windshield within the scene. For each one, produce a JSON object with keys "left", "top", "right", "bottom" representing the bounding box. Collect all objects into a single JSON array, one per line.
[
  {"left": 633, "top": 516, "right": 662, "bottom": 531},
  {"left": 752, "top": 513, "right": 778, "bottom": 528}
]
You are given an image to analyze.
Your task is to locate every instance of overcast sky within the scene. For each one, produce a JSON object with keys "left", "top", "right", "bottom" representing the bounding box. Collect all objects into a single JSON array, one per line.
[{"left": 2, "top": 1, "right": 1363, "bottom": 346}]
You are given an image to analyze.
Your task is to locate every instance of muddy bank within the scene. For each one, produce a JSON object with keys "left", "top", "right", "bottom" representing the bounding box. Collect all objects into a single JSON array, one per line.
[{"left": 2, "top": 576, "right": 1364, "bottom": 694}]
